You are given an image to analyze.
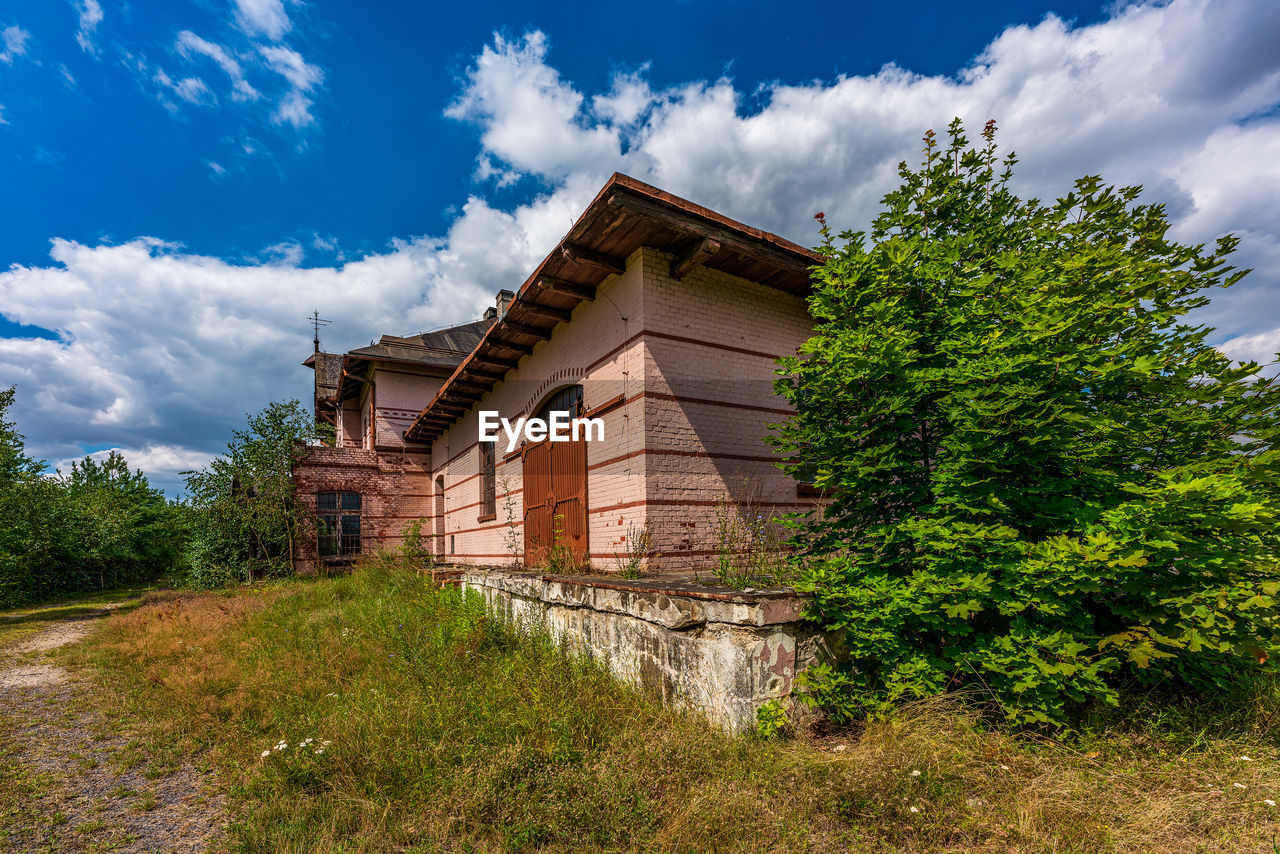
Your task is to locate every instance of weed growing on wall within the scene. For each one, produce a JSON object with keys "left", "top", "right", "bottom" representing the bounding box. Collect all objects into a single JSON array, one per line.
[
  {"left": 774, "top": 120, "right": 1280, "bottom": 725},
  {"left": 709, "top": 492, "right": 792, "bottom": 589},
  {"left": 539, "top": 513, "right": 584, "bottom": 575},
  {"left": 612, "top": 523, "right": 652, "bottom": 579},
  {"left": 498, "top": 476, "right": 522, "bottom": 569}
]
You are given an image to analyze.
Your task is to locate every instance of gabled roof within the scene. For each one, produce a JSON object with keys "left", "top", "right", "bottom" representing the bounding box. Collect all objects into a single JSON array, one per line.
[
  {"left": 346, "top": 319, "right": 494, "bottom": 369},
  {"left": 403, "top": 173, "right": 821, "bottom": 443},
  {"left": 327, "top": 319, "right": 495, "bottom": 402}
]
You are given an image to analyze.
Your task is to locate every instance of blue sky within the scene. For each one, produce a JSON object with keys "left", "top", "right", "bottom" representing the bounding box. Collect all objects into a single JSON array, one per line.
[{"left": 1, "top": 0, "right": 1278, "bottom": 493}]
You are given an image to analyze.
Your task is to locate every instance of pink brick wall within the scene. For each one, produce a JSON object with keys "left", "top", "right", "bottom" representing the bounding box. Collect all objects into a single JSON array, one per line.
[
  {"left": 637, "top": 247, "right": 816, "bottom": 571},
  {"left": 372, "top": 368, "right": 446, "bottom": 451},
  {"left": 295, "top": 246, "right": 818, "bottom": 575},
  {"left": 429, "top": 248, "right": 649, "bottom": 567}
]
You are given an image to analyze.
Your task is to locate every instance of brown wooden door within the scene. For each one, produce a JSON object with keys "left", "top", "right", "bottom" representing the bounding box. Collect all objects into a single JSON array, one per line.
[{"left": 523, "top": 437, "right": 588, "bottom": 568}]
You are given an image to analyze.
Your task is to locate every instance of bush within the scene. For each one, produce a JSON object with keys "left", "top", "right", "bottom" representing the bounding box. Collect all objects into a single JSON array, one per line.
[
  {"left": 177, "top": 399, "right": 323, "bottom": 588},
  {"left": 774, "top": 121, "right": 1280, "bottom": 724}
]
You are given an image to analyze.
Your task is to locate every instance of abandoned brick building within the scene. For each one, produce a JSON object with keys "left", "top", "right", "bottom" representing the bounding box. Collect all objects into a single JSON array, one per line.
[{"left": 293, "top": 174, "right": 822, "bottom": 574}]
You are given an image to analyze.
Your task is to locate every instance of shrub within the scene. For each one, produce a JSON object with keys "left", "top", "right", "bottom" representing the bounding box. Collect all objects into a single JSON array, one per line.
[{"left": 774, "top": 120, "right": 1280, "bottom": 724}]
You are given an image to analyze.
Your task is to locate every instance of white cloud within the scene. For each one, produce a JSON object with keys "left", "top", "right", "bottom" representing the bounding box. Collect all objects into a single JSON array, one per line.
[
  {"left": 73, "top": 0, "right": 102, "bottom": 56},
  {"left": 3, "top": 0, "right": 1280, "bottom": 492},
  {"left": 445, "top": 31, "right": 621, "bottom": 181},
  {"left": 0, "top": 25, "right": 30, "bottom": 64},
  {"left": 176, "top": 31, "right": 259, "bottom": 102},
  {"left": 52, "top": 445, "right": 216, "bottom": 494},
  {"left": 153, "top": 68, "right": 214, "bottom": 107},
  {"left": 232, "top": 0, "right": 291, "bottom": 42},
  {"left": 259, "top": 44, "right": 323, "bottom": 127},
  {"left": 1219, "top": 328, "right": 1280, "bottom": 367}
]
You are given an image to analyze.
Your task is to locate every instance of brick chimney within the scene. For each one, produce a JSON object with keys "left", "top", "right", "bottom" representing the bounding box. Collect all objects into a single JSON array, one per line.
[{"left": 496, "top": 289, "right": 515, "bottom": 318}]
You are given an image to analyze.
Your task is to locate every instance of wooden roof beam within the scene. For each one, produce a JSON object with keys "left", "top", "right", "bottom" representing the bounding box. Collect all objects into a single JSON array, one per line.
[
  {"left": 498, "top": 319, "right": 553, "bottom": 340},
  {"left": 671, "top": 237, "right": 721, "bottom": 280},
  {"left": 605, "top": 191, "right": 809, "bottom": 274},
  {"left": 537, "top": 276, "right": 596, "bottom": 301},
  {"left": 519, "top": 303, "right": 573, "bottom": 324},
  {"left": 491, "top": 338, "right": 535, "bottom": 356},
  {"left": 561, "top": 243, "right": 626, "bottom": 275},
  {"left": 462, "top": 364, "right": 506, "bottom": 379},
  {"left": 475, "top": 354, "right": 520, "bottom": 371}
]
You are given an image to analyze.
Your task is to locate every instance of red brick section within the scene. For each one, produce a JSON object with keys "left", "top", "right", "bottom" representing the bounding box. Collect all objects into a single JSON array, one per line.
[{"left": 291, "top": 445, "right": 435, "bottom": 574}]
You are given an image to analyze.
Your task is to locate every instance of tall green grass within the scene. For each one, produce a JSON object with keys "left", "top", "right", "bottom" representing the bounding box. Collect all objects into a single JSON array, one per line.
[{"left": 75, "top": 560, "right": 1280, "bottom": 853}]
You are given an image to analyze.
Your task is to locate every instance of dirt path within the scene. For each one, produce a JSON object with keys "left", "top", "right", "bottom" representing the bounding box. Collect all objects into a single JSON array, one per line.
[{"left": 0, "top": 604, "right": 226, "bottom": 853}]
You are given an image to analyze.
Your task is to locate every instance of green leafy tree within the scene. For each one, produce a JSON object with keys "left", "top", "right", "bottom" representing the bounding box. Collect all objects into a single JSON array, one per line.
[
  {"left": 0, "top": 387, "right": 179, "bottom": 606},
  {"left": 180, "top": 399, "right": 319, "bottom": 587},
  {"left": 774, "top": 120, "right": 1280, "bottom": 724}
]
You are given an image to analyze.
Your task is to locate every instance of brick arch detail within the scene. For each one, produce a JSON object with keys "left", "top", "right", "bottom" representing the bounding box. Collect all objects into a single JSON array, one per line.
[{"left": 518, "top": 367, "right": 588, "bottom": 419}]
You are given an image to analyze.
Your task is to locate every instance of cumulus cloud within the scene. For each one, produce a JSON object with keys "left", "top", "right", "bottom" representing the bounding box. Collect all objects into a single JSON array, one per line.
[
  {"left": 0, "top": 25, "right": 30, "bottom": 64},
  {"left": 445, "top": 31, "right": 621, "bottom": 181},
  {"left": 449, "top": 2, "right": 1280, "bottom": 353},
  {"left": 3, "top": 0, "right": 1280, "bottom": 492},
  {"left": 0, "top": 206, "right": 543, "bottom": 491},
  {"left": 232, "top": 0, "right": 291, "bottom": 42},
  {"left": 73, "top": 0, "right": 102, "bottom": 56}
]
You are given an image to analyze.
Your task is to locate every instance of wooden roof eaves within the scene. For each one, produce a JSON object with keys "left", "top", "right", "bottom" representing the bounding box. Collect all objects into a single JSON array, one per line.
[{"left": 402, "top": 172, "right": 820, "bottom": 442}]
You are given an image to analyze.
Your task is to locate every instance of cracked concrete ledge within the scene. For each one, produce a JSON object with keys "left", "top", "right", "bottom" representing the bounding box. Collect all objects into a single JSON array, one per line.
[
  {"left": 459, "top": 568, "right": 808, "bottom": 630},
  {"left": 458, "top": 568, "right": 823, "bottom": 732}
]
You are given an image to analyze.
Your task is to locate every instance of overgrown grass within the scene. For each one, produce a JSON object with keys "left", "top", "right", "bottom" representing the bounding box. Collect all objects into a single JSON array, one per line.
[
  {"left": 68, "top": 559, "right": 1280, "bottom": 852},
  {"left": 0, "top": 583, "right": 156, "bottom": 650}
]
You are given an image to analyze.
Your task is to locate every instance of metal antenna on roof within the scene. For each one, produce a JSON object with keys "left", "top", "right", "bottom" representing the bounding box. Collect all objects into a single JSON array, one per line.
[{"left": 309, "top": 310, "right": 332, "bottom": 353}]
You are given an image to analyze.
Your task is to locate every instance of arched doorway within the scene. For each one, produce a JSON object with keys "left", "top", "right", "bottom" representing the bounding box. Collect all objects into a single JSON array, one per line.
[
  {"left": 522, "top": 385, "right": 588, "bottom": 569},
  {"left": 434, "top": 475, "right": 446, "bottom": 560}
]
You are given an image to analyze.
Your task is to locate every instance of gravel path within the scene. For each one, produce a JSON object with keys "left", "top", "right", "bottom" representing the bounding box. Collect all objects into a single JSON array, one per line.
[{"left": 0, "top": 605, "right": 226, "bottom": 853}]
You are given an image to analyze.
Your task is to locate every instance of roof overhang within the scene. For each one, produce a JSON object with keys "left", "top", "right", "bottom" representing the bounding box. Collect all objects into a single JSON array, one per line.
[{"left": 403, "top": 173, "right": 820, "bottom": 443}]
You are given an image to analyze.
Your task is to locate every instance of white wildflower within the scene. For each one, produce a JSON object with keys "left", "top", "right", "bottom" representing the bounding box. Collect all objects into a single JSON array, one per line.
[
  {"left": 909, "top": 806, "right": 919, "bottom": 813},
  {"left": 261, "top": 750, "right": 270, "bottom": 758},
  {"left": 315, "top": 748, "right": 325, "bottom": 755},
  {"left": 910, "top": 770, "right": 921, "bottom": 777},
  {"left": 999, "top": 764, "right": 1009, "bottom": 770},
  {"left": 1240, "top": 755, "right": 1254, "bottom": 762},
  {"left": 1265, "top": 799, "right": 1276, "bottom": 807},
  {"left": 833, "top": 744, "right": 847, "bottom": 753}
]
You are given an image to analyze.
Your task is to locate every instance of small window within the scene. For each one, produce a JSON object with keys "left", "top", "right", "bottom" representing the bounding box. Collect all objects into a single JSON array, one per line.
[
  {"left": 317, "top": 491, "right": 361, "bottom": 557},
  {"left": 479, "top": 441, "right": 496, "bottom": 518}
]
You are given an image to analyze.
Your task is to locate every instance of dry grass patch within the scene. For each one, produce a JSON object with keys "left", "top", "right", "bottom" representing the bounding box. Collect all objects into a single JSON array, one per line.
[{"left": 69, "top": 561, "right": 1280, "bottom": 853}]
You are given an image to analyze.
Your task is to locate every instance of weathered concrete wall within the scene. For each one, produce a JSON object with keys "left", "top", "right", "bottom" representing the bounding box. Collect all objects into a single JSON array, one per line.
[{"left": 460, "top": 568, "right": 821, "bottom": 732}]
